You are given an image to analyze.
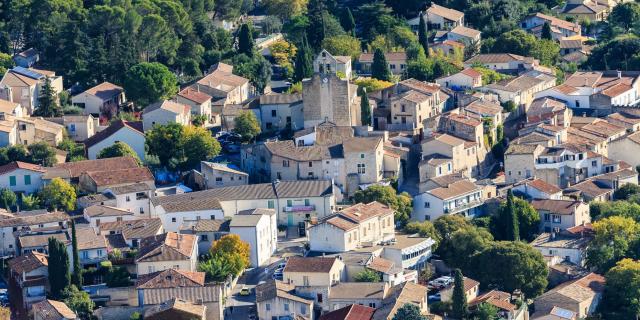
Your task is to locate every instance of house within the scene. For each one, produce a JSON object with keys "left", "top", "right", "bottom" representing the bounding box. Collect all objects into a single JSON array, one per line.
[
  {"left": 0, "top": 98, "right": 26, "bottom": 117},
  {"left": 255, "top": 280, "right": 315, "bottom": 320},
  {"left": 75, "top": 227, "right": 108, "bottom": 267},
  {"left": 436, "top": 68, "right": 483, "bottom": 90},
  {"left": 220, "top": 100, "right": 261, "bottom": 131},
  {"left": 469, "top": 290, "right": 528, "bottom": 320},
  {"left": 447, "top": 25, "right": 481, "bottom": 46},
  {"left": 609, "top": 131, "right": 640, "bottom": 168},
  {"left": 521, "top": 13, "right": 582, "bottom": 40},
  {"left": 17, "top": 230, "right": 71, "bottom": 256},
  {"left": 368, "top": 233, "right": 436, "bottom": 271},
  {"left": 560, "top": 1, "right": 608, "bottom": 21},
  {"left": 372, "top": 282, "right": 429, "bottom": 320},
  {"left": 481, "top": 70, "right": 557, "bottom": 115},
  {"left": 302, "top": 73, "right": 359, "bottom": 128},
  {"left": 532, "top": 199, "right": 590, "bottom": 232},
  {"left": 143, "top": 298, "right": 205, "bottom": 320},
  {"left": 84, "top": 120, "right": 145, "bottom": 160},
  {"left": 78, "top": 166, "right": 154, "bottom": 193},
  {"left": 135, "top": 232, "right": 198, "bottom": 275},
  {"left": 440, "top": 277, "right": 480, "bottom": 303},
  {"left": 13, "top": 48, "right": 39, "bottom": 68},
  {"left": 534, "top": 71, "right": 640, "bottom": 116},
  {"left": 564, "top": 167, "right": 638, "bottom": 202},
  {"left": 357, "top": 52, "right": 407, "bottom": 76},
  {"left": 527, "top": 97, "right": 572, "bottom": 128},
  {"left": 43, "top": 156, "right": 139, "bottom": 184},
  {"left": 194, "top": 63, "right": 251, "bottom": 105},
  {"left": 464, "top": 54, "right": 545, "bottom": 74},
  {"left": 0, "top": 114, "right": 65, "bottom": 147},
  {"left": 151, "top": 180, "right": 336, "bottom": 229},
  {"left": 71, "top": 82, "right": 126, "bottom": 117},
  {"left": 200, "top": 161, "right": 249, "bottom": 189},
  {"left": 0, "top": 161, "right": 45, "bottom": 194},
  {"left": 259, "top": 93, "right": 303, "bottom": 132},
  {"left": 176, "top": 87, "right": 213, "bottom": 125},
  {"left": 45, "top": 115, "right": 96, "bottom": 142},
  {"left": 283, "top": 256, "right": 346, "bottom": 287},
  {"left": 462, "top": 99, "right": 504, "bottom": 130},
  {"left": 179, "top": 219, "right": 229, "bottom": 255},
  {"left": 605, "top": 112, "right": 640, "bottom": 132},
  {"left": 413, "top": 179, "right": 485, "bottom": 221},
  {"left": 98, "top": 218, "right": 164, "bottom": 250},
  {"left": 102, "top": 182, "right": 154, "bottom": 216},
  {"left": 532, "top": 273, "right": 605, "bottom": 319},
  {"left": 425, "top": 4, "right": 464, "bottom": 30},
  {"left": 136, "top": 269, "right": 223, "bottom": 320},
  {"left": 242, "top": 123, "right": 393, "bottom": 196},
  {"left": 32, "top": 299, "right": 77, "bottom": 320},
  {"left": 328, "top": 282, "right": 390, "bottom": 311},
  {"left": 83, "top": 205, "right": 137, "bottom": 229},
  {"left": 313, "top": 49, "right": 352, "bottom": 79},
  {"left": 7, "top": 252, "right": 48, "bottom": 316},
  {"left": 0, "top": 211, "right": 69, "bottom": 256},
  {"left": 319, "top": 304, "right": 375, "bottom": 320},
  {"left": 0, "top": 67, "right": 63, "bottom": 113},
  {"left": 142, "top": 100, "right": 191, "bottom": 131},
  {"left": 308, "top": 201, "right": 395, "bottom": 253},
  {"left": 530, "top": 230, "right": 591, "bottom": 266},
  {"left": 430, "top": 40, "right": 466, "bottom": 57},
  {"left": 229, "top": 208, "right": 277, "bottom": 267},
  {"left": 420, "top": 133, "right": 480, "bottom": 179},
  {"left": 511, "top": 178, "right": 564, "bottom": 200},
  {"left": 390, "top": 86, "right": 443, "bottom": 132}
]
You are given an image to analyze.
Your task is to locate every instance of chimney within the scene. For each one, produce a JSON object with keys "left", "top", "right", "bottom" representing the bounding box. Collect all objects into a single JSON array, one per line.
[{"left": 617, "top": 70, "right": 622, "bottom": 79}]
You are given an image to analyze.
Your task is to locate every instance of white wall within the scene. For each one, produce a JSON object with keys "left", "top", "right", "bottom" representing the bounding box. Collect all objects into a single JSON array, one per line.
[
  {"left": 154, "top": 208, "right": 225, "bottom": 232},
  {"left": 87, "top": 127, "right": 146, "bottom": 160},
  {"left": 0, "top": 169, "right": 43, "bottom": 194}
]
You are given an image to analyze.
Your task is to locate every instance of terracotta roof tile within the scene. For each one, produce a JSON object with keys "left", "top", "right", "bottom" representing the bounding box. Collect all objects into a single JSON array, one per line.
[
  {"left": 84, "top": 167, "right": 154, "bottom": 187},
  {"left": 8, "top": 251, "right": 48, "bottom": 274},
  {"left": 284, "top": 257, "right": 338, "bottom": 273},
  {"left": 0, "top": 161, "right": 45, "bottom": 175},
  {"left": 320, "top": 304, "right": 376, "bottom": 320},
  {"left": 136, "top": 269, "right": 205, "bottom": 289},
  {"left": 178, "top": 87, "right": 211, "bottom": 104},
  {"left": 136, "top": 232, "right": 196, "bottom": 263},
  {"left": 83, "top": 82, "right": 123, "bottom": 101}
]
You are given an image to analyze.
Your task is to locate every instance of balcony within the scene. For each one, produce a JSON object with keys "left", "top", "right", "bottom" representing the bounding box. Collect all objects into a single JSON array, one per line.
[
  {"left": 444, "top": 199, "right": 483, "bottom": 214},
  {"left": 284, "top": 205, "right": 316, "bottom": 213}
]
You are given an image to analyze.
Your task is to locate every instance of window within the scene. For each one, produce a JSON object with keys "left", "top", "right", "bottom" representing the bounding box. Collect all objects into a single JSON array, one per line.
[
  {"left": 215, "top": 177, "right": 222, "bottom": 182},
  {"left": 357, "top": 163, "right": 366, "bottom": 174},
  {"left": 82, "top": 251, "right": 89, "bottom": 259},
  {"left": 552, "top": 215, "right": 561, "bottom": 223},
  {"left": 284, "top": 303, "right": 289, "bottom": 312},
  {"left": 300, "top": 305, "right": 307, "bottom": 314},
  {"left": 401, "top": 104, "right": 406, "bottom": 112},
  {"left": 148, "top": 266, "right": 155, "bottom": 273},
  {"left": 139, "top": 207, "right": 144, "bottom": 214},
  {"left": 97, "top": 249, "right": 103, "bottom": 256},
  {"left": 265, "top": 303, "right": 271, "bottom": 311},
  {"left": 304, "top": 199, "right": 310, "bottom": 206},
  {"left": 9, "top": 176, "right": 16, "bottom": 186},
  {"left": 303, "top": 276, "right": 309, "bottom": 286},
  {"left": 360, "top": 153, "right": 365, "bottom": 159},
  {"left": 317, "top": 293, "right": 323, "bottom": 303},
  {"left": 308, "top": 161, "right": 313, "bottom": 167},
  {"left": 424, "top": 202, "right": 430, "bottom": 208},
  {"left": 283, "top": 160, "right": 290, "bottom": 167},
  {"left": 69, "top": 123, "right": 76, "bottom": 133},
  {"left": 24, "top": 175, "right": 31, "bottom": 185},
  {"left": 592, "top": 160, "right": 597, "bottom": 167},
  {"left": 171, "top": 217, "right": 177, "bottom": 222},
  {"left": 126, "top": 196, "right": 131, "bottom": 202},
  {"left": 268, "top": 200, "right": 274, "bottom": 209},
  {"left": 369, "top": 303, "right": 376, "bottom": 308},
  {"left": 201, "top": 235, "right": 208, "bottom": 241},
  {"left": 287, "top": 200, "right": 293, "bottom": 206},
  {"left": 271, "top": 110, "right": 277, "bottom": 117},
  {"left": 424, "top": 215, "right": 431, "bottom": 221}
]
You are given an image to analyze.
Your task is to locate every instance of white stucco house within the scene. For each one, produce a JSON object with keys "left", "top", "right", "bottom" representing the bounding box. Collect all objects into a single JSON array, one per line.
[
  {"left": 229, "top": 208, "right": 277, "bottom": 267},
  {"left": 142, "top": 100, "right": 191, "bottom": 131},
  {"left": 135, "top": 232, "right": 198, "bottom": 276},
  {"left": 0, "top": 161, "right": 45, "bottom": 194},
  {"left": 84, "top": 120, "right": 145, "bottom": 160},
  {"left": 71, "top": 81, "right": 126, "bottom": 117}
]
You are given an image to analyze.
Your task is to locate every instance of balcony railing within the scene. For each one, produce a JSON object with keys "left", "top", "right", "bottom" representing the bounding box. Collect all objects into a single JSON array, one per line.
[
  {"left": 444, "top": 199, "right": 483, "bottom": 214},
  {"left": 284, "top": 205, "right": 316, "bottom": 212}
]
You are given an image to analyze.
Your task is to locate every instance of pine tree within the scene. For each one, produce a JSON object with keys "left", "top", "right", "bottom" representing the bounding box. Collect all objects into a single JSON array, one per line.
[
  {"left": 541, "top": 22, "right": 553, "bottom": 40},
  {"left": 48, "top": 237, "right": 71, "bottom": 300},
  {"left": 35, "top": 77, "right": 62, "bottom": 117},
  {"left": 70, "top": 220, "right": 82, "bottom": 289},
  {"left": 371, "top": 48, "right": 391, "bottom": 81},
  {"left": 418, "top": 12, "right": 429, "bottom": 57},
  {"left": 358, "top": 86, "right": 372, "bottom": 126},
  {"left": 341, "top": 7, "right": 356, "bottom": 37},
  {"left": 238, "top": 24, "right": 254, "bottom": 56},
  {"left": 294, "top": 35, "right": 313, "bottom": 82},
  {"left": 452, "top": 269, "right": 468, "bottom": 319},
  {"left": 506, "top": 189, "right": 520, "bottom": 241}
]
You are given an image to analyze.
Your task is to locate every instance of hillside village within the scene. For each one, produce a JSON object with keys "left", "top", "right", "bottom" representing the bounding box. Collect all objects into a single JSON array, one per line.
[{"left": 0, "top": 0, "right": 639, "bottom": 319}]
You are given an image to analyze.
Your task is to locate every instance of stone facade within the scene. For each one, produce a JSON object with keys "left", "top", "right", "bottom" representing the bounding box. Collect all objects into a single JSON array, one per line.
[{"left": 302, "top": 73, "right": 359, "bottom": 128}]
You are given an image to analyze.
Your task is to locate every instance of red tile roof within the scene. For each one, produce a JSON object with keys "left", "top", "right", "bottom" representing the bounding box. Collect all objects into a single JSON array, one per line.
[
  {"left": 284, "top": 257, "right": 338, "bottom": 273},
  {"left": 84, "top": 167, "right": 154, "bottom": 187},
  {"left": 0, "top": 161, "right": 45, "bottom": 175},
  {"left": 320, "top": 304, "right": 376, "bottom": 320},
  {"left": 178, "top": 87, "right": 212, "bottom": 104}
]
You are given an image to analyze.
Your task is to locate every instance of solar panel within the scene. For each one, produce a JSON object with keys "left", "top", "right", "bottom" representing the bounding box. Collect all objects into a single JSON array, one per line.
[
  {"left": 551, "top": 307, "right": 575, "bottom": 319},
  {"left": 12, "top": 66, "right": 44, "bottom": 80}
]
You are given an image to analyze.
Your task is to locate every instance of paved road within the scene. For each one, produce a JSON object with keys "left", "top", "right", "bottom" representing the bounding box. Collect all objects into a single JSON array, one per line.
[{"left": 225, "top": 237, "right": 306, "bottom": 319}]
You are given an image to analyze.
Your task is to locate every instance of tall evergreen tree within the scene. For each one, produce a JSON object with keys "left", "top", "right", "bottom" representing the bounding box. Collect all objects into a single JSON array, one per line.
[
  {"left": 48, "top": 237, "right": 71, "bottom": 300},
  {"left": 371, "top": 48, "right": 391, "bottom": 81},
  {"left": 70, "top": 220, "right": 82, "bottom": 289},
  {"left": 452, "top": 269, "right": 468, "bottom": 319},
  {"left": 340, "top": 7, "right": 356, "bottom": 37},
  {"left": 34, "top": 77, "right": 62, "bottom": 117},
  {"left": 418, "top": 12, "right": 429, "bottom": 57},
  {"left": 238, "top": 24, "right": 254, "bottom": 56},
  {"left": 541, "top": 22, "right": 553, "bottom": 40},
  {"left": 506, "top": 189, "right": 520, "bottom": 241},
  {"left": 294, "top": 35, "right": 313, "bottom": 82},
  {"left": 358, "top": 86, "right": 371, "bottom": 126},
  {"left": 306, "top": 0, "right": 327, "bottom": 50}
]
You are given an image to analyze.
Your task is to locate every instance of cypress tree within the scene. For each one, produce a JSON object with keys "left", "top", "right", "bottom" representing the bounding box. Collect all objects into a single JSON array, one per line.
[
  {"left": 358, "top": 86, "right": 371, "bottom": 126},
  {"left": 238, "top": 24, "right": 254, "bottom": 56},
  {"left": 452, "top": 268, "right": 468, "bottom": 319},
  {"left": 371, "top": 48, "right": 391, "bottom": 81},
  {"left": 341, "top": 7, "right": 356, "bottom": 37},
  {"left": 418, "top": 12, "right": 429, "bottom": 57},
  {"left": 294, "top": 35, "right": 313, "bottom": 82},
  {"left": 71, "top": 220, "right": 82, "bottom": 288},
  {"left": 506, "top": 189, "right": 520, "bottom": 241},
  {"left": 48, "top": 237, "right": 71, "bottom": 300},
  {"left": 541, "top": 22, "right": 553, "bottom": 40},
  {"left": 35, "top": 77, "right": 62, "bottom": 117},
  {"left": 306, "top": 0, "right": 327, "bottom": 50}
]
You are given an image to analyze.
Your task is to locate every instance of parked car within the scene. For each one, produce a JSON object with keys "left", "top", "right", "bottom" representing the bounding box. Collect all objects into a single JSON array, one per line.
[
  {"left": 239, "top": 286, "right": 251, "bottom": 296},
  {"left": 429, "top": 276, "right": 453, "bottom": 289}
]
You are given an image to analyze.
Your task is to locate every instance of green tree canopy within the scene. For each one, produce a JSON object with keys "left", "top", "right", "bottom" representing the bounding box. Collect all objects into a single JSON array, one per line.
[
  {"left": 608, "top": 2, "right": 640, "bottom": 31},
  {"left": 146, "top": 122, "right": 184, "bottom": 168},
  {"left": 340, "top": 7, "right": 356, "bottom": 36},
  {"left": 392, "top": 303, "right": 428, "bottom": 320},
  {"left": 371, "top": 48, "right": 391, "bottom": 81},
  {"left": 123, "top": 62, "right": 178, "bottom": 107},
  {"left": 233, "top": 110, "right": 261, "bottom": 142},
  {"left": 182, "top": 125, "right": 221, "bottom": 170},
  {"left": 353, "top": 185, "right": 412, "bottom": 225},
  {"left": 40, "top": 177, "right": 76, "bottom": 211},
  {"left": 70, "top": 220, "right": 82, "bottom": 288},
  {"left": 404, "top": 221, "right": 441, "bottom": 248},
  {"left": 490, "top": 192, "right": 540, "bottom": 241},
  {"left": 468, "top": 241, "right": 548, "bottom": 298},
  {"left": 541, "top": 22, "right": 552, "bottom": 40},
  {"left": 97, "top": 142, "right": 141, "bottom": 165},
  {"left": 600, "top": 258, "right": 640, "bottom": 319},
  {"left": 452, "top": 269, "right": 468, "bottom": 319},
  {"left": 322, "top": 35, "right": 361, "bottom": 60},
  {"left": 0, "top": 188, "right": 16, "bottom": 211},
  {"left": 237, "top": 24, "right": 254, "bottom": 56},
  {"left": 232, "top": 53, "right": 272, "bottom": 94},
  {"left": 358, "top": 86, "right": 372, "bottom": 126},
  {"left": 586, "top": 216, "right": 640, "bottom": 272},
  {"left": 34, "top": 77, "right": 62, "bottom": 117},
  {"left": 48, "top": 237, "right": 71, "bottom": 300},
  {"left": 354, "top": 269, "right": 382, "bottom": 282},
  {"left": 27, "top": 142, "right": 57, "bottom": 167},
  {"left": 62, "top": 285, "right": 94, "bottom": 318}
]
